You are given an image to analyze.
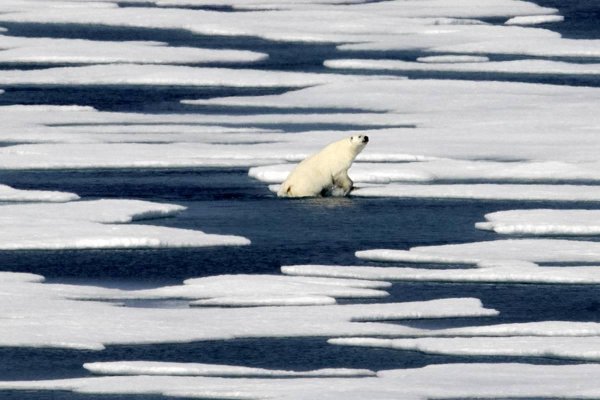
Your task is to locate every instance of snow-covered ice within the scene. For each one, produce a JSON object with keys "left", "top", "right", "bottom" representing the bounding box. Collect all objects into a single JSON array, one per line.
[
  {"left": 1, "top": 0, "right": 600, "bottom": 396},
  {"left": 0, "top": 64, "right": 358, "bottom": 87},
  {"left": 477, "top": 209, "right": 600, "bottom": 235},
  {"left": 0, "top": 199, "right": 250, "bottom": 250},
  {"left": 0, "top": 271, "right": 496, "bottom": 349},
  {"left": 0, "top": 183, "right": 79, "bottom": 202},
  {"left": 356, "top": 239, "right": 600, "bottom": 264},
  {"left": 0, "top": 0, "right": 557, "bottom": 45},
  {"left": 283, "top": 263, "right": 600, "bottom": 285},
  {"left": 190, "top": 79, "right": 600, "bottom": 163},
  {"left": 416, "top": 55, "right": 490, "bottom": 63},
  {"left": 326, "top": 59, "right": 600, "bottom": 76},
  {"left": 80, "top": 274, "right": 392, "bottom": 304},
  {"left": 330, "top": 337, "right": 600, "bottom": 361},
  {"left": 505, "top": 15, "right": 565, "bottom": 26},
  {"left": 4, "top": 364, "right": 600, "bottom": 400},
  {"left": 282, "top": 238, "right": 600, "bottom": 284},
  {"left": 0, "top": 35, "right": 267, "bottom": 65},
  {"left": 84, "top": 361, "right": 376, "bottom": 377},
  {"left": 352, "top": 184, "right": 600, "bottom": 202},
  {"left": 251, "top": 160, "right": 600, "bottom": 185}
]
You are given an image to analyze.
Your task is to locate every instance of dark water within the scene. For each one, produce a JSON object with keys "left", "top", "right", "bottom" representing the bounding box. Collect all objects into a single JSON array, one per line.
[{"left": 1, "top": 1, "right": 600, "bottom": 399}]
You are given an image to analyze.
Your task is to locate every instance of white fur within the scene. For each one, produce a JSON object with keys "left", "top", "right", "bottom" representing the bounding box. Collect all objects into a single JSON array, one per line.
[{"left": 277, "top": 135, "right": 368, "bottom": 198}]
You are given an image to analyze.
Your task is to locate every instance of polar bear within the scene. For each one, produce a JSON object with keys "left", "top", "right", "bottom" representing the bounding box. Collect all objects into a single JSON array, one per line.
[{"left": 277, "top": 135, "right": 369, "bottom": 198}]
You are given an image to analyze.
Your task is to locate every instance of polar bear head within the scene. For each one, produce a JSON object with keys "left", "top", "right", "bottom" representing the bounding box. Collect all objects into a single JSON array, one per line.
[{"left": 348, "top": 134, "right": 369, "bottom": 155}]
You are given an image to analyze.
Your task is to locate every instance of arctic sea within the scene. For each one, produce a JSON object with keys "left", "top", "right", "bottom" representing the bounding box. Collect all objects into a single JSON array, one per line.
[{"left": 1, "top": 0, "right": 600, "bottom": 399}]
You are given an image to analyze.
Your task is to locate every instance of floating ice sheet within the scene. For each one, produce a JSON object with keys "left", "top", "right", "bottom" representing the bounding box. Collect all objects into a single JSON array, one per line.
[
  {"left": 0, "top": 64, "right": 358, "bottom": 87},
  {"left": 326, "top": 59, "right": 600, "bottom": 76},
  {"left": 190, "top": 295, "right": 338, "bottom": 307},
  {"left": 82, "top": 274, "right": 392, "bottom": 303},
  {"left": 0, "top": 35, "right": 267, "bottom": 65},
  {"left": 330, "top": 337, "right": 600, "bottom": 361},
  {"left": 84, "top": 361, "right": 376, "bottom": 377},
  {"left": 356, "top": 239, "right": 600, "bottom": 264},
  {"left": 0, "top": 272, "right": 495, "bottom": 349},
  {"left": 190, "top": 79, "right": 600, "bottom": 163},
  {"left": 250, "top": 160, "right": 600, "bottom": 185},
  {"left": 0, "top": 0, "right": 557, "bottom": 45},
  {"left": 283, "top": 263, "right": 600, "bottom": 285},
  {"left": 505, "top": 15, "right": 565, "bottom": 26},
  {"left": 4, "top": 364, "right": 600, "bottom": 400},
  {"left": 416, "top": 55, "right": 490, "bottom": 63},
  {"left": 0, "top": 183, "right": 78, "bottom": 202},
  {"left": 478, "top": 209, "right": 600, "bottom": 235},
  {"left": 352, "top": 184, "right": 600, "bottom": 201},
  {"left": 283, "top": 238, "right": 600, "bottom": 284},
  {"left": 0, "top": 199, "right": 250, "bottom": 250}
]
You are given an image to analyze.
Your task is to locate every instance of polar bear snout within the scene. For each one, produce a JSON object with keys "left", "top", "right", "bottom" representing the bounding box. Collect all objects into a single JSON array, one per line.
[{"left": 362, "top": 136, "right": 369, "bottom": 143}]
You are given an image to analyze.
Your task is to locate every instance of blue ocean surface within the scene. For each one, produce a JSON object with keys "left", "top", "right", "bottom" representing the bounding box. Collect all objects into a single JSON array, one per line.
[{"left": 1, "top": 0, "right": 600, "bottom": 399}]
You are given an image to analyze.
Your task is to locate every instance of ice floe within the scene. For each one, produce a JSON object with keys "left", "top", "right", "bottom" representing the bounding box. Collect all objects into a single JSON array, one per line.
[
  {"left": 352, "top": 184, "right": 600, "bottom": 202},
  {"left": 83, "top": 274, "right": 392, "bottom": 304},
  {"left": 0, "top": 0, "right": 557, "bottom": 46},
  {"left": 283, "top": 263, "right": 600, "bottom": 285},
  {"left": 329, "top": 337, "right": 600, "bottom": 361},
  {"left": 416, "top": 55, "right": 490, "bottom": 63},
  {"left": 0, "top": 64, "right": 357, "bottom": 87},
  {"left": 250, "top": 160, "right": 600, "bottom": 185},
  {"left": 190, "top": 79, "right": 600, "bottom": 163},
  {"left": 356, "top": 239, "right": 600, "bottom": 264},
  {"left": 0, "top": 271, "right": 496, "bottom": 349},
  {"left": 0, "top": 199, "right": 250, "bottom": 250},
  {"left": 3, "top": 364, "right": 600, "bottom": 399},
  {"left": 84, "top": 361, "right": 376, "bottom": 377},
  {"left": 282, "top": 238, "right": 600, "bottom": 284},
  {"left": 505, "top": 15, "right": 565, "bottom": 26},
  {"left": 1, "top": 76, "right": 599, "bottom": 172},
  {"left": 0, "top": 183, "right": 79, "bottom": 202},
  {"left": 0, "top": 35, "right": 267, "bottom": 65},
  {"left": 326, "top": 59, "right": 600, "bottom": 76},
  {"left": 478, "top": 209, "right": 600, "bottom": 235}
]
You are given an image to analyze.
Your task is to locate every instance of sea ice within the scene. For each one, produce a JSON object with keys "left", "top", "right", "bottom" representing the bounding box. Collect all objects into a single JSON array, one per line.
[
  {"left": 0, "top": 64, "right": 358, "bottom": 87},
  {"left": 352, "top": 183, "right": 600, "bottom": 201},
  {"left": 250, "top": 160, "right": 600, "bottom": 185},
  {"left": 477, "top": 209, "right": 600, "bottom": 235},
  {"left": 0, "top": 272, "right": 496, "bottom": 349},
  {"left": 82, "top": 274, "right": 392, "bottom": 303},
  {"left": 282, "top": 238, "right": 600, "bottom": 284},
  {"left": 0, "top": 183, "right": 79, "bottom": 202},
  {"left": 0, "top": 0, "right": 557, "bottom": 45},
  {"left": 356, "top": 239, "right": 600, "bottom": 264},
  {"left": 505, "top": 15, "right": 565, "bottom": 25},
  {"left": 325, "top": 59, "right": 600, "bottom": 76},
  {"left": 329, "top": 337, "right": 600, "bottom": 361},
  {"left": 83, "top": 361, "right": 376, "bottom": 377},
  {"left": 190, "top": 79, "right": 600, "bottom": 163},
  {"left": 416, "top": 55, "right": 490, "bottom": 63},
  {"left": 282, "top": 263, "right": 600, "bottom": 285},
  {"left": 3, "top": 363, "right": 600, "bottom": 399},
  {"left": 0, "top": 35, "right": 267, "bottom": 65},
  {"left": 0, "top": 199, "right": 250, "bottom": 250}
]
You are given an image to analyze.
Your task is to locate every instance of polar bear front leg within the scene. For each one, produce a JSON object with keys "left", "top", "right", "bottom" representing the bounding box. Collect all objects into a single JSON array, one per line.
[{"left": 333, "top": 170, "right": 354, "bottom": 196}]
